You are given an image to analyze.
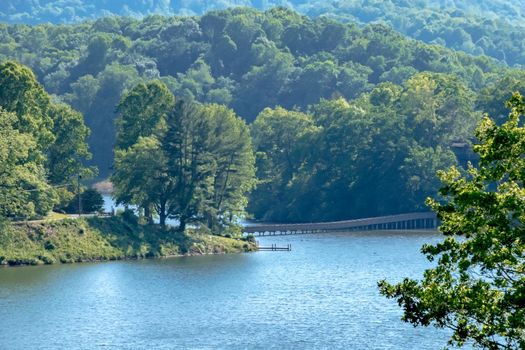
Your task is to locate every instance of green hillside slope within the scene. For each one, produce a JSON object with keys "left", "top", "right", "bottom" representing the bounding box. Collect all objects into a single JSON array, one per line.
[{"left": 0, "top": 217, "right": 255, "bottom": 266}]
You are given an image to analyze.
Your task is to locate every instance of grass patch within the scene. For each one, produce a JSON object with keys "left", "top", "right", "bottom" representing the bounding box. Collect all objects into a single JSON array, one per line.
[
  {"left": 43, "top": 212, "right": 70, "bottom": 220},
  {"left": 0, "top": 217, "right": 256, "bottom": 266}
]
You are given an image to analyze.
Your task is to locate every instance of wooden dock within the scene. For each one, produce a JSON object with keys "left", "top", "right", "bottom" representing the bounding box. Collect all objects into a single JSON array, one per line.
[
  {"left": 243, "top": 212, "right": 438, "bottom": 236},
  {"left": 257, "top": 243, "right": 292, "bottom": 251}
]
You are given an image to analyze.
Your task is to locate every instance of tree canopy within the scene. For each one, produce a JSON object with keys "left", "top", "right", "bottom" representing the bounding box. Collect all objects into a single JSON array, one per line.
[
  {"left": 3, "top": 1, "right": 525, "bottom": 68},
  {"left": 379, "top": 94, "right": 525, "bottom": 349},
  {"left": 250, "top": 73, "right": 480, "bottom": 222},
  {"left": 0, "top": 108, "right": 53, "bottom": 218},
  {"left": 0, "top": 7, "right": 511, "bottom": 177},
  {"left": 0, "top": 61, "right": 92, "bottom": 219},
  {"left": 112, "top": 82, "right": 255, "bottom": 231},
  {"left": 2, "top": 7, "right": 525, "bottom": 224}
]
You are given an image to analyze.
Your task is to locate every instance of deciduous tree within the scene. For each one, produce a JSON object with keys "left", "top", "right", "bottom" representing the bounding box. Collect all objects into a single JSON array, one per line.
[
  {"left": 379, "top": 94, "right": 525, "bottom": 349},
  {"left": 0, "top": 110, "right": 55, "bottom": 218},
  {"left": 113, "top": 94, "right": 255, "bottom": 231}
]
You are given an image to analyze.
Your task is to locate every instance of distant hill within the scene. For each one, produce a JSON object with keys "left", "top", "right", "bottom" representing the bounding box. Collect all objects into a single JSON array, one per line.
[
  {"left": 2, "top": 1, "right": 525, "bottom": 67},
  {"left": 2, "top": 1, "right": 525, "bottom": 24},
  {"left": 301, "top": 1, "right": 525, "bottom": 67}
]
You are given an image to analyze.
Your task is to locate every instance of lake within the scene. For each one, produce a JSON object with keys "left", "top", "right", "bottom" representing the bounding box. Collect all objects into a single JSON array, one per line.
[{"left": 0, "top": 231, "right": 453, "bottom": 349}]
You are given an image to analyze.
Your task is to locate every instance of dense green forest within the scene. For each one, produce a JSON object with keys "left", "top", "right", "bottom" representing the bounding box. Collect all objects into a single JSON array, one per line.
[
  {"left": 3, "top": 7, "right": 525, "bottom": 223},
  {"left": 0, "top": 60, "right": 257, "bottom": 235},
  {"left": 251, "top": 72, "right": 481, "bottom": 221},
  {"left": 3, "top": 1, "right": 525, "bottom": 67},
  {"left": 318, "top": 1, "right": 525, "bottom": 67},
  {"left": 0, "top": 7, "right": 514, "bottom": 178},
  {"left": 0, "top": 61, "right": 92, "bottom": 220},
  {"left": 3, "top": 1, "right": 525, "bottom": 24}
]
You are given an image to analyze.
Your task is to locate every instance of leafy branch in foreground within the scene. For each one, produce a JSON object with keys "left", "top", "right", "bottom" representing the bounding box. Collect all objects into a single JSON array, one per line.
[{"left": 379, "top": 93, "right": 525, "bottom": 349}]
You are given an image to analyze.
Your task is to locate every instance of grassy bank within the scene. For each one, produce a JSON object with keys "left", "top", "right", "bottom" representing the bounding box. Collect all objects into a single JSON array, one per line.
[{"left": 0, "top": 217, "right": 256, "bottom": 266}]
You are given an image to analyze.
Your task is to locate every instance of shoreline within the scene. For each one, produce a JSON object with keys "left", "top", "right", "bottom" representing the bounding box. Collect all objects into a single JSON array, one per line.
[
  {"left": 0, "top": 250, "right": 256, "bottom": 268},
  {"left": 0, "top": 217, "right": 257, "bottom": 267}
]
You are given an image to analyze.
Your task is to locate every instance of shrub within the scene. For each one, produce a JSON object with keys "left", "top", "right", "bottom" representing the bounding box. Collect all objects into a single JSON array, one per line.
[
  {"left": 244, "top": 234, "right": 256, "bottom": 243},
  {"left": 119, "top": 208, "right": 138, "bottom": 225},
  {"left": 65, "top": 188, "right": 104, "bottom": 214}
]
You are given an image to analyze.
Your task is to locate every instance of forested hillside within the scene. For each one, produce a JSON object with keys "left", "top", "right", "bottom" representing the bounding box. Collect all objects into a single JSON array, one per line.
[
  {"left": 3, "top": 0, "right": 525, "bottom": 24},
  {"left": 305, "top": 1, "right": 525, "bottom": 67},
  {"left": 0, "top": 7, "right": 513, "bottom": 177},
  {"left": 3, "top": 7, "right": 525, "bottom": 222},
  {"left": 3, "top": 1, "right": 525, "bottom": 67},
  {"left": 250, "top": 73, "right": 480, "bottom": 221}
]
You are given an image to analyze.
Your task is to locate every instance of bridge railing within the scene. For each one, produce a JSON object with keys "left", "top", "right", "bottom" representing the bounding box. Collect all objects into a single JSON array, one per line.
[{"left": 243, "top": 212, "right": 437, "bottom": 235}]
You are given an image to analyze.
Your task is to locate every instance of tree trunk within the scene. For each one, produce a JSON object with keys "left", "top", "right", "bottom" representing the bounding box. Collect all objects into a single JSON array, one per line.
[
  {"left": 159, "top": 201, "right": 167, "bottom": 228},
  {"left": 179, "top": 216, "right": 186, "bottom": 232},
  {"left": 144, "top": 205, "right": 153, "bottom": 224}
]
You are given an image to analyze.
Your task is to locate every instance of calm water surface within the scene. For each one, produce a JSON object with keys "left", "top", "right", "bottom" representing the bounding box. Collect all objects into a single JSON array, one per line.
[{"left": 0, "top": 231, "right": 453, "bottom": 349}]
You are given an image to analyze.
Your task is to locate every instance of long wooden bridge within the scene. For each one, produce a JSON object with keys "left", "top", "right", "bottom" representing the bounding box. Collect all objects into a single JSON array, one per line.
[{"left": 242, "top": 212, "right": 438, "bottom": 236}]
